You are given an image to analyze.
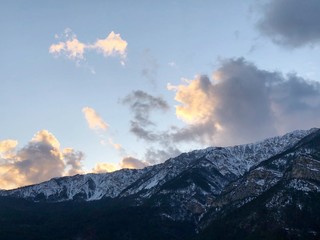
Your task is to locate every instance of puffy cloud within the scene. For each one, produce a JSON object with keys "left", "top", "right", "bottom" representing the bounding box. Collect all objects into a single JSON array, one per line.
[
  {"left": 168, "top": 58, "right": 320, "bottom": 145},
  {"left": 82, "top": 107, "right": 109, "bottom": 131},
  {"left": 120, "top": 157, "right": 148, "bottom": 169},
  {"left": 168, "top": 76, "right": 215, "bottom": 124},
  {"left": 49, "top": 29, "right": 85, "bottom": 61},
  {"left": 0, "top": 130, "right": 84, "bottom": 190},
  {"left": 92, "top": 156, "right": 147, "bottom": 173},
  {"left": 92, "top": 162, "right": 119, "bottom": 173},
  {"left": 49, "top": 29, "right": 127, "bottom": 64},
  {"left": 144, "top": 147, "right": 181, "bottom": 165},
  {"left": 0, "top": 139, "right": 18, "bottom": 159},
  {"left": 31, "top": 129, "right": 60, "bottom": 149},
  {"left": 92, "top": 31, "right": 127, "bottom": 63},
  {"left": 63, "top": 148, "right": 84, "bottom": 176},
  {"left": 257, "top": 0, "right": 320, "bottom": 47}
]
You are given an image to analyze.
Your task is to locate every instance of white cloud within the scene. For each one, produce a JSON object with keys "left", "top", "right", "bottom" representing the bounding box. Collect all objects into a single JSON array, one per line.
[
  {"left": 49, "top": 29, "right": 128, "bottom": 64},
  {"left": 91, "top": 31, "right": 127, "bottom": 60},
  {"left": 82, "top": 107, "right": 109, "bottom": 131}
]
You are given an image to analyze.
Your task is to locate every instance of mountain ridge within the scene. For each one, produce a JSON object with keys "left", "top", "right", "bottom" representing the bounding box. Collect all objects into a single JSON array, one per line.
[{"left": 1, "top": 128, "right": 320, "bottom": 239}]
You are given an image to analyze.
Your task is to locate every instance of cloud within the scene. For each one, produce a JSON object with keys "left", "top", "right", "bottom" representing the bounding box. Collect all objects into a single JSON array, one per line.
[
  {"left": 92, "top": 31, "right": 127, "bottom": 64},
  {"left": 122, "top": 90, "right": 169, "bottom": 141},
  {"left": 167, "top": 76, "right": 215, "bottom": 124},
  {"left": 63, "top": 148, "right": 84, "bottom": 176},
  {"left": 82, "top": 107, "right": 109, "bottom": 131},
  {"left": 108, "top": 138, "right": 123, "bottom": 151},
  {"left": 144, "top": 147, "right": 181, "bottom": 165},
  {"left": 92, "top": 156, "right": 148, "bottom": 173},
  {"left": 92, "top": 162, "right": 119, "bottom": 173},
  {"left": 257, "top": 0, "right": 320, "bottom": 47},
  {"left": 49, "top": 29, "right": 85, "bottom": 61},
  {"left": 168, "top": 58, "right": 320, "bottom": 145},
  {"left": 0, "top": 139, "right": 18, "bottom": 159},
  {"left": 120, "top": 157, "right": 148, "bottom": 169},
  {"left": 49, "top": 29, "right": 127, "bottom": 64},
  {"left": 0, "top": 130, "right": 84, "bottom": 190}
]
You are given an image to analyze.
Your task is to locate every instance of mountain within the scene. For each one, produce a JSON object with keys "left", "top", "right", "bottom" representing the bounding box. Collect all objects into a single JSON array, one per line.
[{"left": 0, "top": 128, "right": 320, "bottom": 240}]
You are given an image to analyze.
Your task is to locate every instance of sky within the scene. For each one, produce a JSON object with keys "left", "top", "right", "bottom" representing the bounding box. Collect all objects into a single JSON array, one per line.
[{"left": 1, "top": 0, "right": 320, "bottom": 189}]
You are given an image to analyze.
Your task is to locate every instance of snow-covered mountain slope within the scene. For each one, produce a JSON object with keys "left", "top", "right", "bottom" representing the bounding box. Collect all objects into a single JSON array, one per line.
[
  {"left": 0, "top": 168, "right": 147, "bottom": 201},
  {"left": 1, "top": 128, "right": 320, "bottom": 240},
  {"left": 0, "top": 128, "right": 318, "bottom": 204},
  {"left": 119, "top": 128, "right": 317, "bottom": 199},
  {"left": 198, "top": 127, "right": 320, "bottom": 230}
]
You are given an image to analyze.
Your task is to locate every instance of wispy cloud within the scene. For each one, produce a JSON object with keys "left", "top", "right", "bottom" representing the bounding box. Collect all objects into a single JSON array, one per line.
[
  {"left": 122, "top": 90, "right": 169, "bottom": 141},
  {"left": 82, "top": 107, "right": 109, "bottom": 131},
  {"left": 49, "top": 29, "right": 128, "bottom": 64},
  {"left": 141, "top": 49, "right": 159, "bottom": 85}
]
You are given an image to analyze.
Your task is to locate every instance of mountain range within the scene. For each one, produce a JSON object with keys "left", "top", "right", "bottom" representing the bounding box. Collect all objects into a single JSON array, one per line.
[{"left": 1, "top": 128, "right": 320, "bottom": 239}]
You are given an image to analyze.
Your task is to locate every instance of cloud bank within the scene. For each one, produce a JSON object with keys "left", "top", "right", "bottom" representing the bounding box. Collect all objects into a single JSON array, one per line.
[
  {"left": 0, "top": 130, "right": 84, "bottom": 190},
  {"left": 49, "top": 29, "right": 127, "bottom": 64},
  {"left": 257, "top": 0, "right": 320, "bottom": 47}
]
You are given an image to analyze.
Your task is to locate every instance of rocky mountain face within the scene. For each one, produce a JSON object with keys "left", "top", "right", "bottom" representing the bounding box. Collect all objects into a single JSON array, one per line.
[{"left": 1, "top": 128, "right": 320, "bottom": 240}]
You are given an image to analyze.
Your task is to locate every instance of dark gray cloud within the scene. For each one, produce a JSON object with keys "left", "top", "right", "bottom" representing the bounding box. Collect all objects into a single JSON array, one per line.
[
  {"left": 122, "top": 90, "right": 169, "bottom": 141},
  {"left": 210, "top": 58, "right": 279, "bottom": 144},
  {"left": 144, "top": 147, "right": 181, "bottom": 165},
  {"left": 64, "top": 149, "right": 84, "bottom": 176},
  {"left": 257, "top": 0, "right": 320, "bottom": 47}
]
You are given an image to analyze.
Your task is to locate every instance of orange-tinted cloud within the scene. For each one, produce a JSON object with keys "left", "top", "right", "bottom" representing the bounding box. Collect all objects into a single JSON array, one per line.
[
  {"left": 0, "top": 130, "right": 84, "bottom": 190},
  {"left": 120, "top": 157, "right": 148, "bottom": 169},
  {"left": 91, "top": 31, "right": 127, "bottom": 64},
  {"left": 91, "top": 156, "right": 148, "bottom": 173},
  {"left": 82, "top": 107, "right": 109, "bottom": 131},
  {"left": 49, "top": 29, "right": 127, "bottom": 64},
  {"left": 92, "top": 162, "right": 119, "bottom": 173},
  {"left": 0, "top": 139, "right": 18, "bottom": 159}
]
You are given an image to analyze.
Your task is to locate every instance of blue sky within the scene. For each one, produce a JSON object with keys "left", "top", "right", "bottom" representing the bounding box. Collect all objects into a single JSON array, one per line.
[{"left": 1, "top": 0, "right": 320, "bottom": 189}]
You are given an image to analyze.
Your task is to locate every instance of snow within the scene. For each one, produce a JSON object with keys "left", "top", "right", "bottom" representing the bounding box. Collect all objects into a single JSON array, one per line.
[
  {"left": 256, "top": 179, "right": 265, "bottom": 186},
  {"left": 0, "top": 128, "right": 318, "bottom": 203},
  {"left": 288, "top": 179, "right": 320, "bottom": 192}
]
